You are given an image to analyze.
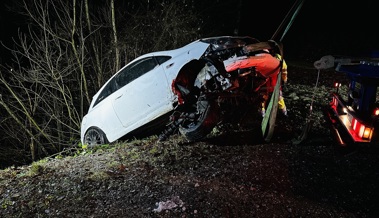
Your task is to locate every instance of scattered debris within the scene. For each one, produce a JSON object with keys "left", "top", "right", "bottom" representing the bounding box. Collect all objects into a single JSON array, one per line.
[{"left": 153, "top": 196, "right": 184, "bottom": 213}]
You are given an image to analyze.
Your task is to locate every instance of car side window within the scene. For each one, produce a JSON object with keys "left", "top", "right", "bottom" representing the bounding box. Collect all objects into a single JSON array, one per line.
[
  {"left": 156, "top": 56, "right": 171, "bottom": 64},
  {"left": 116, "top": 57, "right": 158, "bottom": 87},
  {"left": 92, "top": 56, "right": 166, "bottom": 107},
  {"left": 93, "top": 78, "right": 117, "bottom": 107}
]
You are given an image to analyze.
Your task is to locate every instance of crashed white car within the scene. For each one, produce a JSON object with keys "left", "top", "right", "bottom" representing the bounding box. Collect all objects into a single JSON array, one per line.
[{"left": 81, "top": 36, "right": 283, "bottom": 146}]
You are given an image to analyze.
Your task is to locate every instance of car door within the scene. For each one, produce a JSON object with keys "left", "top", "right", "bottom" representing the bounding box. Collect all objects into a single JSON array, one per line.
[{"left": 112, "top": 56, "right": 172, "bottom": 130}]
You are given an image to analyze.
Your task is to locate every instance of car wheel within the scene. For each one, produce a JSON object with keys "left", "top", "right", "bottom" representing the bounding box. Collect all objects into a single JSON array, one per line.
[
  {"left": 83, "top": 127, "right": 109, "bottom": 147},
  {"left": 179, "top": 96, "right": 219, "bottom": 142}
]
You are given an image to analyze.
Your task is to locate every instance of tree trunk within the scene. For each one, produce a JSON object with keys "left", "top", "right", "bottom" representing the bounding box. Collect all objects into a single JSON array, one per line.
[{"left": 111, "top": 0, "right": 120, "bottom": 71}]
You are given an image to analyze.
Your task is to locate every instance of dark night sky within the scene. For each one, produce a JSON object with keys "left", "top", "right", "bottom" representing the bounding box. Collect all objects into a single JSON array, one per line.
[
  {"left": 238, "top": 0, "right": 379, "bottom": 59},
  {"left": 282, "top": 0, "right": 379, "bottom": 58},
  {"left": 1, "top": 0, "right": 378, "bottom": 62}
]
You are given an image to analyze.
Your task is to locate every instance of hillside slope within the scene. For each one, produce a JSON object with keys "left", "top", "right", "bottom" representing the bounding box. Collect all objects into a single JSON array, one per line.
[{"left": 1, "top": 61, "right": 378, "bottom": 217}]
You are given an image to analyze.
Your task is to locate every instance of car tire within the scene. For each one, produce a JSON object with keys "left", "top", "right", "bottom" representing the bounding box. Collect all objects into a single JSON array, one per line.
[
  {"left": 83, "top": 127, "right": 109, "bottom": 147},
  {"left": 179, "top": 98, "right": 219, "bottom": 142}
]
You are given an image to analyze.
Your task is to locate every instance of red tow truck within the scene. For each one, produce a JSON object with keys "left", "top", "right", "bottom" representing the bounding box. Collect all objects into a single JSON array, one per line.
[{"left": 326, "top": 57, "right": 379, "bottom": 146}]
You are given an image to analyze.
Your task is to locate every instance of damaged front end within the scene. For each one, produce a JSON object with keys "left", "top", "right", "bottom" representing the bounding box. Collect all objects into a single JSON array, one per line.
[{"left": 159, "top": 36, "right": 282, "bottom": 142}]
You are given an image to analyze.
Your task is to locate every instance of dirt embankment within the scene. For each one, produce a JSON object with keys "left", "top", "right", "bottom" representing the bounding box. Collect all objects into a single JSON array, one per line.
[{"left": 0, "top": 61, "right": 378, "bottom": 217}]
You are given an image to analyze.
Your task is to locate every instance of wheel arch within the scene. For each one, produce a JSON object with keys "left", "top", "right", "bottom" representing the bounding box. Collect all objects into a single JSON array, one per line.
[
  {"left": 172, "top": 59, "right": 206, "bottom": 104},
  {"left": 82, "top": 126, "right": 109, "bottom": 145},
  {"left": 172, "top": 57, "right": 227, "bottom": 104}
]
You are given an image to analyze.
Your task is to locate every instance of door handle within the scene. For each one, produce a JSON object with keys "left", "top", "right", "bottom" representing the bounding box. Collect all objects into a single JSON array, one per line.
[{"left": 115, "top": 94, "right": 123, "bottom": 100}]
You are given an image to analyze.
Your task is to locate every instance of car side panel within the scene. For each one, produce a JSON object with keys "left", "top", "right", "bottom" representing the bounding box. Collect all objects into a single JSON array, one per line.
[
  {"left": 81, "top": 91, "right": 124, "bottom": 143},
  {"left": 112, "top": 64, "right": 172, "bottom": 131},
  {"left": 80, "top": 41, "right": 210, "bottom": 144}
]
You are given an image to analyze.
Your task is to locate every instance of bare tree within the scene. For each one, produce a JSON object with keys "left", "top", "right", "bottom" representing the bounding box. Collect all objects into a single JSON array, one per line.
[
  {"left": 111, "top": 0, "right": 120, "bottom": 71},
  {"left": 84, "top": 0, "right": 103, "bottom": 88},
  {"left": 0, "top": 0, "right": 94, "bottom": 160}
]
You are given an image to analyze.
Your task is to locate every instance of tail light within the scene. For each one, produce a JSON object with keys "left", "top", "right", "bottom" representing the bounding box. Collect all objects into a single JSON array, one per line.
[
  {"left": 331, "top": 96, "right": 338, "bottom": 107},
  {"left": 352, "top": 118, "right": 373, "bottom": 140}
]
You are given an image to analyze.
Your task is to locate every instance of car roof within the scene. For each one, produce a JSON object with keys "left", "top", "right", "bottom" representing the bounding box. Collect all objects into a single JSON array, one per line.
[{"left": 136, "top": 35, "right": 259, "bottom": 59}]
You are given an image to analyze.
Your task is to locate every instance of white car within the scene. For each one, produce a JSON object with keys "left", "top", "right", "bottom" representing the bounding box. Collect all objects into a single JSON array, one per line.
[{"left": 81, "top": 36, "right": 283, "bottom": 146}]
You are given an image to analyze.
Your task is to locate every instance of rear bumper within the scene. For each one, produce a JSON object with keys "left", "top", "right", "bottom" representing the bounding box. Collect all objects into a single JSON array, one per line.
[
  {"left": 324, "top": 106, "right": 354, "bottom": 146},
  {"left": 325, "top": 104, "right": 376, "bottom": 147}
]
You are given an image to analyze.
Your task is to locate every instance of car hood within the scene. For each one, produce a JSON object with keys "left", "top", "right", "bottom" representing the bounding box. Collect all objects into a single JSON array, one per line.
[{"left": 200, "top": 36, "right": 260, "bottom": 53}]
